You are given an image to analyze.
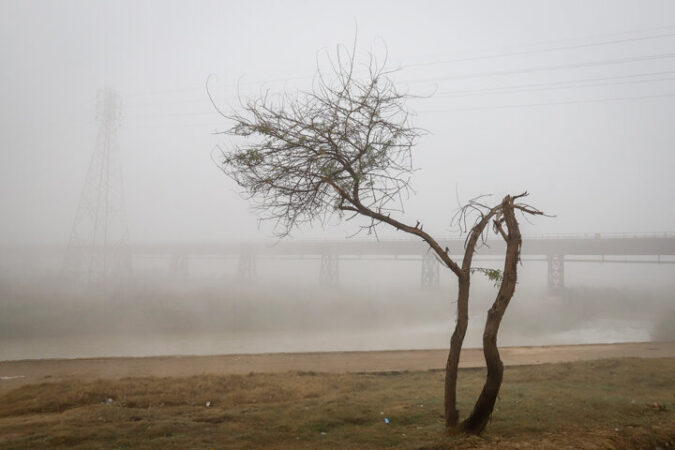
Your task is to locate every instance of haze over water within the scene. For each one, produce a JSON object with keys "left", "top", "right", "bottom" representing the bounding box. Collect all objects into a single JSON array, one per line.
[{"left": 1, "top": 1, "right": 674, "bottom": 361}]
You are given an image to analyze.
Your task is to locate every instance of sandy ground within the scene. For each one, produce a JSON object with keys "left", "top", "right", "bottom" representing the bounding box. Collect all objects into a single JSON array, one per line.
[{"left": 0, "top": 341, "right": 673, "bottom": 393}]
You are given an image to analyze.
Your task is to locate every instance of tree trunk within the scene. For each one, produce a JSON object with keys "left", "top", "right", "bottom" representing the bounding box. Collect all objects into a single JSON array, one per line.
[
  {"left": 459, "top": 307, "right": 505, "bottom": 434},
  {"left": 444, "top": 275, "right": 470, "bottom": 427},
  {"left": 444, "top": 205, "right": 502, "bottom": 430},
  {"left": 461, "top": 196, "right": 522, "bottom": 435}
]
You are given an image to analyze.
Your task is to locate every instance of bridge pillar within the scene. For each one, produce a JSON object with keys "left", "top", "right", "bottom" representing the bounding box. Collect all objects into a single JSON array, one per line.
[
  {"left": 169, "top": 254, "right": 189, "bottom": 280},
  {"left": 237, "top": 251, "right": 257, "bottom": 282},
  {"left": 547, "top": 254, "right": 565, "bottom": 291},
  {"left": 319, "top": 251, "right": 339, "bottom": 287},
  {"left": 421, "top": 251, "right": 440, "bottom": 289}
]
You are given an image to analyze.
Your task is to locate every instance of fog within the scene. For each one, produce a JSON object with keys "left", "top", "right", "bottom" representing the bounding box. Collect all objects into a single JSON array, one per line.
[
  {"left": 1, "top": 1, "right": 674, "bottom": 361},
  {"left": 2, "top": 253, "right": 673, "bottom": 360}
]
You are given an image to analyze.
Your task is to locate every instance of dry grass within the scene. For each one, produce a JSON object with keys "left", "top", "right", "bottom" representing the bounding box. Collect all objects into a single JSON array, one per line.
[{"left": 0, "top": 358, "right": 673, "bottom": 449}]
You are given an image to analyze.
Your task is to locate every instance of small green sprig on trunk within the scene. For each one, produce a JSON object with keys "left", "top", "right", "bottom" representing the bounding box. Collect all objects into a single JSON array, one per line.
[{"left": 470, "top": 267, "right": 504, "bottom": 287}]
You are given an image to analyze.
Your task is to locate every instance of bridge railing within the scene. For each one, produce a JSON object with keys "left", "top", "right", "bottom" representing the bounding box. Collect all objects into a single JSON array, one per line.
[{"left": 279, "top": 231, "right": 675, "bottom": 243}]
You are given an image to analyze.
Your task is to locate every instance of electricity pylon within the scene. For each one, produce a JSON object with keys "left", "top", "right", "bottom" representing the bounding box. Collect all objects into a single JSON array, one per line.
[{"left": 62, "top": 88, "right": 132, "bottom": 285}]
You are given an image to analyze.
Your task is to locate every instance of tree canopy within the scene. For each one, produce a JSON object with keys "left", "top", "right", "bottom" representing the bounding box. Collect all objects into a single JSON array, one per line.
[{"left": 218, "top": 52, "right": 420, "bottom": 237}]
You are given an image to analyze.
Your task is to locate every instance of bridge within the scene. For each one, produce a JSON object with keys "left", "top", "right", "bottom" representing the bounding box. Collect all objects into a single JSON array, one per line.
[
  {"left": 129, "top": 233, "right": 675, "bottom": 291},
  {"left": 4, "top": 233, "right": 674, "bottom": 291}
]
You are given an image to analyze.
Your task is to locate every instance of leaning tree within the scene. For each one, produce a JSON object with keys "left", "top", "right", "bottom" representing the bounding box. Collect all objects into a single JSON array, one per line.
[{"left": 214, "top": 47, "right": 544, "bottom": 435}]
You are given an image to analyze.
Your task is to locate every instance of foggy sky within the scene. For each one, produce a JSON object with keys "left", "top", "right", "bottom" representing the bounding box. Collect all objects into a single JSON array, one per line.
[{"left": 1, "top": 0, "right": 674, "bottom": 246}]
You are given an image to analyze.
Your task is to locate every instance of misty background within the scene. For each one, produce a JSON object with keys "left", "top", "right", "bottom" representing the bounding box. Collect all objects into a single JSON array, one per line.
[{"left": 1, "top": 1, "right": 674, "bottom": 361}]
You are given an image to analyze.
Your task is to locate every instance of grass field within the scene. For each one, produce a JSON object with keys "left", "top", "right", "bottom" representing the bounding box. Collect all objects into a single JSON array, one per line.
[{"left": 0, "top": 358, "right": 673, "bottom": 449}]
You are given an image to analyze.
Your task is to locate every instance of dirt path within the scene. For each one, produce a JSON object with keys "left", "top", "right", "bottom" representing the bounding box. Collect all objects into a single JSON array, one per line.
[{"left": 1, "top": 341, "right": 673, "bottom": 393}]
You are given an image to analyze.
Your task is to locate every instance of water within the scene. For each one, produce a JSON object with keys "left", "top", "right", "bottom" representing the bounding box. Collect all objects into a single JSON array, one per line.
[{"left": 0, "top": 318, "right": 653, "bottom": 361}]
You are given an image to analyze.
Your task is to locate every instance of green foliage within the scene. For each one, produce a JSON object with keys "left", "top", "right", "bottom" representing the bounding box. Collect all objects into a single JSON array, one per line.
[{"left": 470, "top": 267, "right": 503, "bottom": 287}]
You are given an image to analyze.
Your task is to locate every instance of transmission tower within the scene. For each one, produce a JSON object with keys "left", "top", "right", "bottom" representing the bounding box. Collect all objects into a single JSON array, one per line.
[{"left": 62, "top": 88, "right": 132, "bottom": 285}]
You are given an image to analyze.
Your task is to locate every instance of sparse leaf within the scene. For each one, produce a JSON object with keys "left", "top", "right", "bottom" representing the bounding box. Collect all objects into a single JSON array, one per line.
[{"left": 470, "top": 267, "right": 504, "bottom": 287}]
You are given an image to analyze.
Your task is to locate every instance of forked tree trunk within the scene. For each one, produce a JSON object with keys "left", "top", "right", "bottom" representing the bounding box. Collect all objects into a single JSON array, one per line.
[
  {"left": 444, "top": 276, "right": 470, "bottom": 427},
  {"left": 461, "top": 196, "right": 522, "bottom": 435},
  {"left": 444, "top": 209, "right": 499, "bottom": 429}
]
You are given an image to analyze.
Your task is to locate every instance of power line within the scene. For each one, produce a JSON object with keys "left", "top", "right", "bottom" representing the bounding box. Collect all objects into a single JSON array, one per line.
[
  {"left": 125, "top": 110, "right": 221, "bottom": 118},
  {"left": 418, "top": 92, "right": 675, "bottom": 113},
  {"left": 431, "top": 70, "right": 675, "bottom": 97},
  {"left": 226, "top": 29, "right": 675, "bottom": 87},
  {"left": 123, "top": 27, "right": 675, "bottom": 99},
  {"left": 123, "top": 74, "right": 675, "bottom": 119},
  {"left": 125, "top": 86, "right": 205, "bottom": 98},
  {"left": 124, "top": 52, "right": 675, "bottom": 110},
  {"left": 124, "top": 69, "right": 675, "bottom": 111},
  {"left": 403, "top": 31, "right": 675, "bottom": 69},
  {"left": 121, "top": 91, "right": 675, "bottom": 129},
  {"left": 124, "top": 122, "right": 224, "bottom": 130},
  {"left": 404, "top": 53, "right": 675, "bottom": 84},
  {"left": 431, "top": 74, "right": 675, "bottom": 98},
  {"left": 408, "top": 23, "right": 675, "bottom": 63}
]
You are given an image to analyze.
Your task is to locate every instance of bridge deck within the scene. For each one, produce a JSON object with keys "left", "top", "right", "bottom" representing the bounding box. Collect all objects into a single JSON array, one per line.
[{"left": 127, "top": 235, "right": 675, "bottom": 257}]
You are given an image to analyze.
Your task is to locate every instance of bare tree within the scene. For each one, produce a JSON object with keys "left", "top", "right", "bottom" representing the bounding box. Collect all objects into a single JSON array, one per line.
[{"left": 214, "top": 46, "right": 544, "bottom": 435}]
